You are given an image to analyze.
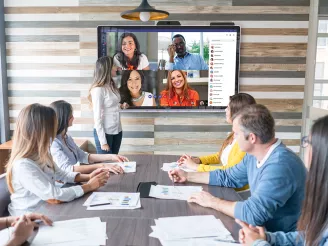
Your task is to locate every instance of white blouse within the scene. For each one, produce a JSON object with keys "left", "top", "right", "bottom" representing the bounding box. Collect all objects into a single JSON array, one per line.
[
  {"left": 220, "top": 139, "right": 236, "bottom": 166},
  {"left": 142, "top": 92, "right": 154, "bottom": 106},
  {"left": 90, "top": 85, "right": 122, "bottom": 146},
  {"left": 8, "top": 158, "right": 84, "bottom": 216},
  {"left": 113, "top": 54, "right": 149, "bottom": 70},
  {"left": 50, "top": 134, "right": 89, "bottom": 172}
]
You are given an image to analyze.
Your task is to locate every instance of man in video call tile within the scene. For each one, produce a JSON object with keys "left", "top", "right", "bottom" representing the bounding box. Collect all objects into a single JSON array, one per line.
[{"left": 165, "top": 34, "right": 208, "bottom": 70}]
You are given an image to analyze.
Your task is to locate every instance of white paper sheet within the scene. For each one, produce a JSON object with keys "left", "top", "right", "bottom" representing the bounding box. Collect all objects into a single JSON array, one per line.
[
  {"left": 34, "top": 223, "right": 107, "bottom": 246},
  {"left": 155, "top": 215, "right": 231, "bottom": 240},
  {"left": 162, "top": 162, "right": 196, "bottom": 172},
  {"left": 0, "top": 228, "right": 11, "bottom": 246},
  {"left": 31, "top": 217, "right": 107, "bottom": 246},
  {"left": 109, "top": 161, "right": 136, "bottom": 173},
  {"left": 149, "top": 185, "right": 202, "bottom": 201},
  {"left": 150, "top": 217, "right": 239, "bottom": 246}
]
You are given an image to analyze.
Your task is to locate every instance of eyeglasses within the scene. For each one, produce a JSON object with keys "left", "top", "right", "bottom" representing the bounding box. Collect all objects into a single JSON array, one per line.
[
  {"left": 174, "top": 42, "right": 185, "bottom": 47},
  {"left": 301, "top": 136, "right": 312, "bottom": 148}
]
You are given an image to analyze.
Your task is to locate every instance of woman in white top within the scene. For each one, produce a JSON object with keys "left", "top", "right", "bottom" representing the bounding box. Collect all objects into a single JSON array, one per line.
[
  {"left": 119, "top": 70, "right": 156, "bottom": 107},
  {"left": 88, "top": 56, "right": 124, "bottom": 154},
  {"left": 113, "top": 33, "right": 150, "bottom": 70},
  {"left": 6, "top": 104, "right": 110, "bottom": 216},
  {"left": 50, "top": 100, "right": 129, "bottom": 174}
]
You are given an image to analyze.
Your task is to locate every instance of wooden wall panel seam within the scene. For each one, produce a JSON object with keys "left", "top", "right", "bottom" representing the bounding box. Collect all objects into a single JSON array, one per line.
[{"left": 4, "top": 6, "right": 310, "bottom": 14}]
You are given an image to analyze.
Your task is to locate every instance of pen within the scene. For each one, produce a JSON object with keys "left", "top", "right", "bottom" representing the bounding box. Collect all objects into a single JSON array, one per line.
[
  {"left": 89, "top": 202, "right": 112, "bottom": 207},
  {"left": 214, "top": 238, "right": 239, "bottom": 244}
]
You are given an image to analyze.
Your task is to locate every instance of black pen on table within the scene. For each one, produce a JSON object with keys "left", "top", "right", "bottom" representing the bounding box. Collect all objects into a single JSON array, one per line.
[{"left": 89, "top": 202, "right": 112, "bottom": 207}]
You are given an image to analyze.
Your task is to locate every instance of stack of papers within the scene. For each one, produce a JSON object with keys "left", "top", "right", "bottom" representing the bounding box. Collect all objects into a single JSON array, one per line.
[
  {"left": 162, "top": 162, "right": 196, "bottom": 172},
  {"left": 109, "top": 161, "right": 136, "bottom": 173},
  {"left": 31, "top": 217, "right": 107, "bottom": 246},
  {"left": 0, "top": 227, "right": 12, "bottom": 246},
  {"left": 149, "top": 185, "right": 202, "bottom": 200},
  {"left": 83, "top": 192, "right": 141, "bottom": 210},
  {"left": 149, "top": 215, "right": 239, "bottom": 246}
]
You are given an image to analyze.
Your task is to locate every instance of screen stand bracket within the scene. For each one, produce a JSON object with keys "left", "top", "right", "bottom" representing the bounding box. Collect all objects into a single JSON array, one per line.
[
  {"left": 156, "top": 21, "right": 181, "bottom": 26},
  {"left": 210, "top": 22, "right": 235, "bottom": 26}
]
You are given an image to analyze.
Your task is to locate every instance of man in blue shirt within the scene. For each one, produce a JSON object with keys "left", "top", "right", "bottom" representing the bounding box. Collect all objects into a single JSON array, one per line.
[
  {"left": 168, "top": 104, "right": 306, "bottom": 233},
  {"left": 165, "top": 34, "right": 208, "bottom": 70}
]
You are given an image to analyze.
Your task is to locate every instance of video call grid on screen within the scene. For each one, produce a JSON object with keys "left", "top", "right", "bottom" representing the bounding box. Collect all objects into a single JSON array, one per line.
[{"left": 97, "top": 26, "right": 240, "bottom": 109}]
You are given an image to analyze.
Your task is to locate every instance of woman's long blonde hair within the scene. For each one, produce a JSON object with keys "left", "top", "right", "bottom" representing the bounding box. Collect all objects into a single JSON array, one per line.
[
  {"left": 87, "top": 56, "right": 119, "bottom": 106},
  {"left": 6, "top": 104, "right": 57, "bottom": 193}
]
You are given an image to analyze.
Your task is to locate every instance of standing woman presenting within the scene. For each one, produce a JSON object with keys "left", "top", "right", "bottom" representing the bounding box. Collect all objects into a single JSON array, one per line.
[{"left": 88, "top": 56, "right": 123, "bottom": 154}]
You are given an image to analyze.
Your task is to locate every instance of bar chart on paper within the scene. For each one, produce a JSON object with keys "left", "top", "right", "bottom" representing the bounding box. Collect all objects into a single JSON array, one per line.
[{"left": 149, "top": 185, "right": 202, "bottom": 200}]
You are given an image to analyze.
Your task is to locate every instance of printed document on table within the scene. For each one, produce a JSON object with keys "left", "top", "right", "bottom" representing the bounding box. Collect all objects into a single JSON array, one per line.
[
  {"left": 149, "top": 185, "right": 202, "bottom": 200},
  {"left": 162, "top": 162, "right": 196, "bottom": 172},
  {"left": 87, "top": 198, "right": 141, "bottom": 210},
  {"left": 109, "top": 161, "right": 136, "bottom": 173},
  {"left": 83, "top": 192, "right": 141, "bottom": 210}
]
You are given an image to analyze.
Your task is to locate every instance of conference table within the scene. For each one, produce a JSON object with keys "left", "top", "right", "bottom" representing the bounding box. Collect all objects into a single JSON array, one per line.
[{"left": 33, "top": 155, "right": 243, "bottom": 246}]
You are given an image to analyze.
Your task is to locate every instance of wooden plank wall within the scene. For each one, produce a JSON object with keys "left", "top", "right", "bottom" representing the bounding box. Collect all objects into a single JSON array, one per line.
[{"left": 4, "top": 0, "right": 309, "bottom": 155}]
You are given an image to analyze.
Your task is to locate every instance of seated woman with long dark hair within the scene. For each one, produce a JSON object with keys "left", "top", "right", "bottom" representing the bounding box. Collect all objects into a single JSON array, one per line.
[
  {"left": 159, "top": 70, "right": 199, "bottom": 107},
  {"left": 50, "top": 100, "right": 129, "bottom": 174},
  {"left": 119, "top": 70, "right": 156, "bottom": 107},
  {"left": 114, "top": 33, "right": 149, "bottom": 70}
]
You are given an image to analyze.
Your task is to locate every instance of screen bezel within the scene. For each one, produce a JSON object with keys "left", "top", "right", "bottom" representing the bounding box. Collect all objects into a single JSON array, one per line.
[{"left": 97, "top": 25, "right": 241, "bottom": 110}]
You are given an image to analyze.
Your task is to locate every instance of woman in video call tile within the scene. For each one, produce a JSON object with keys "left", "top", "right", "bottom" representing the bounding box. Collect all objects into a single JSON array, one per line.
[
  {"left": 113, "top": 33, "right": 150, "bottom": 70},
  {"left": 119, "top": 70, "right": 156, "bottom": 107},
  {"left": 160, "top": 70, "right": 199, "bottom": 107}
]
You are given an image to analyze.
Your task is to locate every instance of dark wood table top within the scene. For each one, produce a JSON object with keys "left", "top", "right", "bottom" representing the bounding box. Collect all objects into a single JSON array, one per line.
[{"left": 33, "top": 155, "right": 243, "bottom": 245}]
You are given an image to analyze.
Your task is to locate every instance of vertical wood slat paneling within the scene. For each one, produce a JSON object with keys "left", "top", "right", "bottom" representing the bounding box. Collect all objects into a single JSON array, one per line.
[{"left": 4, "top": 1, "right": 309, "bottom": 154}]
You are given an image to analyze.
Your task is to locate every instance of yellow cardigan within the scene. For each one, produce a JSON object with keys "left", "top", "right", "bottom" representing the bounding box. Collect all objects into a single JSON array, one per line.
[{"left": 198, "top": 142, "right": 249, "bottom": 192}]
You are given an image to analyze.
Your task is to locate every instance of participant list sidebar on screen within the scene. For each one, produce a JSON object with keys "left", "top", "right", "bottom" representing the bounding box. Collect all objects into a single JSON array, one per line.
[{"left": 208, "top": 32, "right": 237, "bottom": 107}]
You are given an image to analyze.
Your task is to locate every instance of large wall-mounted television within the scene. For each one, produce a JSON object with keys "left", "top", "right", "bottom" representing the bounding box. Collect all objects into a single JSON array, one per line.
[{"left": 97, "top": 25, "right": 240, "bottom": 109}]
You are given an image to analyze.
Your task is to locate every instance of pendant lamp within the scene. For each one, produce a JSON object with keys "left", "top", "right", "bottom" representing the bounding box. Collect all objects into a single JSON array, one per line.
[{"left": 120, "top": 0, "right": 169, "bottom": 22}]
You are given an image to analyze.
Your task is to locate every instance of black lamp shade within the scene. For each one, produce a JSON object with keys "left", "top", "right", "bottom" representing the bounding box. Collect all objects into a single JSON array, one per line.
[{"left": 121, "top": 0, "right": 169, "bottom": 21}]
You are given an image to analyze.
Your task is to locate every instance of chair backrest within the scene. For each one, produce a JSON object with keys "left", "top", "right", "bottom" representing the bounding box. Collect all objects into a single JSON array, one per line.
[{"left": 0, "top": 174, "right": 10, "bottom": 216}]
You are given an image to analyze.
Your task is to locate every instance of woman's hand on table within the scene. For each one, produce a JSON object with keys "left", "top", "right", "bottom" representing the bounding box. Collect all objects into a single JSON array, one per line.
[
  {"left": 111, "top": 154, "right": 129, "bottom": 162},
  {"left": 177, "top": 154, "right": 199, "bottom": 170},
  {"left": 11, "top": 213, "right": 52, "bottom": 227},
  {"left": 86, "top": 169, "right": 110, "bottom": 191},
  {"left": 101, "top": 164, "right": 124, "bottom": 174},
  {"left": 8, "top": 215, "right": 34, "bottom": 246}
]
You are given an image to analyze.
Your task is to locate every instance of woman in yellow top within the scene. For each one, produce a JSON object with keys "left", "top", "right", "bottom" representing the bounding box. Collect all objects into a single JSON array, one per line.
[{"left": 177, "top": 93, "right": 256, "bottom": 192}]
